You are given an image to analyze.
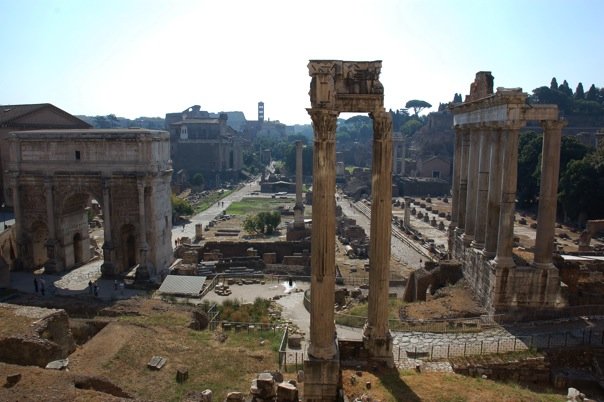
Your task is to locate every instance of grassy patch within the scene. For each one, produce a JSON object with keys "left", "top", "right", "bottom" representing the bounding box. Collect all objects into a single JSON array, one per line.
[
  {"left": 193, "top": 189, "right": 235, "bottom": 213},
  {"left": 336, "top": 299, "right": 406, "bottom": 328},
  {"left": 226, "top": 197, "right": 294, "bottom": 216}
]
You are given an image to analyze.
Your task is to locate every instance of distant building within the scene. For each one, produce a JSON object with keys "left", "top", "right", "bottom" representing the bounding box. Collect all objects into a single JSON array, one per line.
[
  {"left": 417, "top": 156, "right": 451, "bottom": 182},
  {"left": 0, "top": 103, "right": 91, "bottom": 205},
  {"left": 165, "top": 105, "right": 243, "bottom": 188}
]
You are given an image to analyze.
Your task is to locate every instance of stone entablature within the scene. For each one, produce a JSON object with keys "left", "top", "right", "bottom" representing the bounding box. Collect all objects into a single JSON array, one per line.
[
  {"left": 449, "top": 72, "right": 565, "bottom": 313},
  {"left": 6, "top": 129, "right": 173, "bottom": 279}
]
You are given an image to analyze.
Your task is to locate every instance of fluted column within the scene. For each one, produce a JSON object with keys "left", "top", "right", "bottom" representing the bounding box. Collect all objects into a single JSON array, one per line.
[
  {"left": 364, "top": 111, "right": 394, "bottom": 365},
  {"left": 101, "top": 177, "right": 115, "bottom": 276},
  {"left": 456, "top": 129, "right": 470, "bottom": 233},
  {"left": 450, "top": 128, "right": 463, "bottom": 230},
  {"left": 494, "top": 125, "right": 521, "bottom": 268},
  {"left": 484, "top": 127, "right": 504, "bottom": 257},
  {"left": 43, "top": 178, "right": 58, "bottom": 272},
  {"left": 137, "top": 179, "right": 148, "bottom": 271},
  {"left": 463, "top": 127, "right": 480, "bottom": 244},
  {"left": 534, "top": 120, "right": 565, "bottom": 267},
  {"left": 307, "top": 108, "right": 338, "bottom": 360},
  {"left": 472, "top": 127, "right": 491, "bottom": 248}
]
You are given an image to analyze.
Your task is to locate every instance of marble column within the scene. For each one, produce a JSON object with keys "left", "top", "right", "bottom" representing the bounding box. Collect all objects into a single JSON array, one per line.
[
  {"left": 307, "top": 108, "right": 339, "bottom": 360},
  {"left": 101, "top": 178, "right": 115, "bottom": 276},
  {"left": 450, "top": 128, "right": 463, "bottom": 230},
  {"left": 44, "top": 178, "right": 58, "bottom": 272},
  {"left": 534, "top": 120, "right": 565, "bottom": 267},
  {"left": 472, "top": 127, "right": 491, "bottom": 248},
  {"left": 484, "top": 128, "right": 504, "bottom": 257},
  {"left": 137, "top": 179, "right": 148, "bottom": 273},
  {"left": 463, "top": 127, "right": 480, "bottom": 244},
  {"left": 294, "top": 140, "right": 305, "bottom": 229},
  {"left": 456, "top": 129, "right": 470, "bottom": 233},
  {"left": 10, "top": 177, "right": 26, "bottom": 270},
  {"left": 364, "top": 111, "right": 394, "bottom": 365},
  {"left": 494, "top": 125, "right": 521, "bottom": 268}
]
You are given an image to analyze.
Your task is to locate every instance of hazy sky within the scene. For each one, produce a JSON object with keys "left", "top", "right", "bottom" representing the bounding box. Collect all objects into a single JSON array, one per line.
[{"left": 2, "top": 0, "right": 603, "bottom": 125}]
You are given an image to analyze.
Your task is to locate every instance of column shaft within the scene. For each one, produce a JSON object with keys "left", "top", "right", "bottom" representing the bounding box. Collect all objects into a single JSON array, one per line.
[
  {"left": 472, "top": 128, "right": 491, "bottom": 247},
  {"left": 463, "top": 128, "right": 480, "bottom": 243},
  {"left": 534, "top": 120, "right": 564, "bottom": 266},
  {"left": 484, "top": 128, "right": 503, "bottom": 256},
  {"left": 308, "top": 109, "right": 338, "bottom": 360},
  {"left": 450, "top": 128, "right": 463, "bottom": 228},
  {"left": 457, "top": 130, "right": 470, "bottom": 232},
  {"left": 494, "top": 126, "right": 520, "bottom": 267},
  {"left": 137, "top": 180, "right": 148, "bottom": 268},
  {"left": 101, "top": 178, "right": 115, "bottom": 275},
  {"left": 294, "top": 141, "right": 305, "bottom": 228},
  {"left": 366, "top": 111, "right": 393, "bottom": 345}
]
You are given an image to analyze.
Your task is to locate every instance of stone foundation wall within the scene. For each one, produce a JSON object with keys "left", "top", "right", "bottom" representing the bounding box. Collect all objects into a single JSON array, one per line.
[
  {"left": 453, "top": 236, "right": 561, "bottom": 313},
  {"left": 202, "top": 241, "right": 310, "bottom": 264}
]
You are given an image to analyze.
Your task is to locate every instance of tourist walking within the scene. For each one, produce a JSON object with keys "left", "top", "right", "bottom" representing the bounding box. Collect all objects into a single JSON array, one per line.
[
  {"left": 40, "top": 279, "right": 45, "bottom": 296},
  {"left": 93, "top": 283, "right": 99, "bottom": 297},
  {"left": 88, "top": 280, "right": 93, "bottom": 294},
  {"left": 33, "top": 277, "right": 38, "bottom": 293}
]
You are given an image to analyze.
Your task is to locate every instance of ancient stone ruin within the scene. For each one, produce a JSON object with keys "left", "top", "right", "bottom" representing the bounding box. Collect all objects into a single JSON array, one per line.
[
  {"left": 305, "top": 60, "right": 393, "bottom": 401},
  {"left": 449, "top": 72, "right": 566, "bottom": 313},
  {"left": 6, "top": 129, "right": 174, "bottom": 279}
]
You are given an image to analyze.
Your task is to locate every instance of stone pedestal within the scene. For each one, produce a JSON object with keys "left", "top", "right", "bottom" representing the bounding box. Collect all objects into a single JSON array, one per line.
[{"left": 302, "top": 350, "right": 340, "bottom": 402}]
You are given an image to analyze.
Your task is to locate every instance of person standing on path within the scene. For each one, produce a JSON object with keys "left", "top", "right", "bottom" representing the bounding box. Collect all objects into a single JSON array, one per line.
[
  {"left": 88, "top": 280, "right": 93, "bottom": 294},
  {"left": 40, "top": 279, "right": 45, "bottom": 296},
  {"left": 93, "top": 283, "right": 99, "bottom": 297},
  {"left": 33, "top": 277, "right": 38, "bottom": 293}
]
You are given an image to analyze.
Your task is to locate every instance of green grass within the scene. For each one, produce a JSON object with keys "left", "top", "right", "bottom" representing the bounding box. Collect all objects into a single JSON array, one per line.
[
  {"left": 335, "top": 299, "right": 406, "bottom": 328},
  {"left": 193, "top": 189, "right": 235, "bottom": 213},
  {"left": 226, "top": 197, "right": 294, "bottom": 215}
]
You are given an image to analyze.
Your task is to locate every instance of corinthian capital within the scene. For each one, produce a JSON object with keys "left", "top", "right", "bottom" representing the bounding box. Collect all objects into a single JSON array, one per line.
[
  {"left": 370, "top": 111, "right": 392, "bottom": 141},
  {"left": 307, "top": 109, "right": 339, "bottom": 141}
]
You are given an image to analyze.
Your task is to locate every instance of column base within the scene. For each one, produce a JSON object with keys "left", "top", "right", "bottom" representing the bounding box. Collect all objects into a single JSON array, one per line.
[
  {"left": 482, "top": 250, "right": 496, "bottom": 259},
  {"left": 44, "top": 258, "right": 58, "bottom": 274},
  {"left": 101, "top": 261, "right": 116, "bottom": 277},
  {"left": 533, "top": 261, "right": 556, "bottom": 270},
  {"left": 362, "top": 324, "right": 394, "bottom": 368},
  {"left": 303, "top": 344, "right": 341, "bottom": 402},
  {"left": 308, "top": 340, "right": 338, "bottom": 361}
]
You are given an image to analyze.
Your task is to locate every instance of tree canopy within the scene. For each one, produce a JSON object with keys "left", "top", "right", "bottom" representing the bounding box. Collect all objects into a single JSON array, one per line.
[{"left": 405, "top": 99, "right": 432, "bottom": 116}]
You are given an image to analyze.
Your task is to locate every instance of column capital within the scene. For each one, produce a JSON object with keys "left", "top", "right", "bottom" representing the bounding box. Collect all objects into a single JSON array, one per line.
[
  {"left": 541, "top": 119, "right": 567, "bottom": 131},
  {"left": 370, "top": 111, "right": 392, "bottom": 141},
  {"left": 307, "top": 109, "right": 339, "bottom": 141}
]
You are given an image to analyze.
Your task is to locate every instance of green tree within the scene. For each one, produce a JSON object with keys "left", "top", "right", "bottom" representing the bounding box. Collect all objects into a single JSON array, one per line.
[
  {"left": 405, "top": 99, "right": 432, "bottom": 116},
  {"left": 516, "top": 132, "right": 542, "bottom": 208},
  {"left": 171, "top": 194, "right": 194, "bottom": 216},
  {"left": 550, "top": 77, "right": 558, "bottom": 90},
  {"left": 559, "top": 80, "right": 573, "bottom": 97},
  {"left": 400, "top": 119, "right": 423, "bottom": 136},
  {"left": 242, "top": 211, "right": 281, "bottom": 235},
  {"left": 586, "top": 84, "right": 599, "bottom": 102},
  {"left": 191, "top": 172, "right": 205, "bottom": 187},
  {"left": 575, "top": 82, "right": 585, "bottom": 100}
]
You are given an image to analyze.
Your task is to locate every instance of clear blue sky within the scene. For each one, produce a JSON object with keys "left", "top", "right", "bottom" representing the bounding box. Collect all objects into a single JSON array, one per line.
[{"left": 1, "top": 0, "right": 603, "bottom": 124}]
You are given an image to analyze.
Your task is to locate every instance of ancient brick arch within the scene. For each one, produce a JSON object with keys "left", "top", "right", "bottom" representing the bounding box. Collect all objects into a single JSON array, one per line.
[
  {"left": 305, "top": 60, "right": 393, "bottom": 401},
  {"left": 6, "top": 129, "right": 174, "bottom": 279}
]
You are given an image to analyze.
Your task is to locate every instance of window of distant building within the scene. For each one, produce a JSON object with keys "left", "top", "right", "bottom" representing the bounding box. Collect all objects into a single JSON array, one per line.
[
  {"left": 75, "top": 150, "right": 81, "bottom": 160},
  {"left": 180, "top": 125, "right": 188, "bottom": 140},
  {"left": 432, "top": 170, "right": 440, "bottom": 178}
]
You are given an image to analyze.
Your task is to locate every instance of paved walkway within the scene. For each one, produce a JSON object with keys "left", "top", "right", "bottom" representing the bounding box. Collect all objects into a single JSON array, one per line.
[{"left": 8, "top": 259, "right": 146, "bottom": 301}]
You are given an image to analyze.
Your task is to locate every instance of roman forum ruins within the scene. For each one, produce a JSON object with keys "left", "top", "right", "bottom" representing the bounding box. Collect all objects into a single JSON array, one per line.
[
  {"left": 6, "top": 128, "right": 174, "bottom": 279},
  {"left": 450, "top": 72, "right": 566, "bottom": 313},
  {"left": 305, "top": 60, "right": 393, "bottom": 401}
]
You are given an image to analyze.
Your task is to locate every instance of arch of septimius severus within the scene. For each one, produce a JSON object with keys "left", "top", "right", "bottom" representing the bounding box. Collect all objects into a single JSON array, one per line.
[
  {"left": 5, "top": 129, "right": 173, "bottom": 279},
  {"left": 305, "top": 60, "right": 394, "bottom": 401},
  {"left": 450, "top": 72, "right": 565, "bottom": 313}
]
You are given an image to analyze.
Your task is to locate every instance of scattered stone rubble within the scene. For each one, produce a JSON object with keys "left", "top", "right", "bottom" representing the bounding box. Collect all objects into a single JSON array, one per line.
[{"left": 248, "top": 371, "right": 299, "bottom": 402}]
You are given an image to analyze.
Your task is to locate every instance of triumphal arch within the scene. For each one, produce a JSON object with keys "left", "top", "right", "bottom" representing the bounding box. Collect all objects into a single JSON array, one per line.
[
  {"left": 305, "top": 60, "right": 393, "bottom": 401},
  {"left": 6, "top": 128, "right": 174, "bottom": 279}
]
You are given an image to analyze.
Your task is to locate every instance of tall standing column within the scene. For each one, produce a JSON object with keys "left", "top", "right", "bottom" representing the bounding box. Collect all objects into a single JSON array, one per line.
[
  {"left": 450, "top": 128, "right": 463, "bottom": 229},
  {"left": 456, "top": 129, "right": 470, "bottom": 233},
  {"left": 293, "top": 140, "right": 305, "bottom": 228},
  {"left": 534, "top": 120, "right": 565, "bottom": 267},
  {"left": 472, "top": 127, "right": 491, "bottom": 248},
  {"left": 494, "top": 125, "right": 521, "bottom": 268},
  {"left": 44, "top": 178, "right": 58, "bottom": 272},
  {"left": 101, "top": 177, "right": 115, "bottom": 276},
  {"left": 307, "top": 108, "right": 338, "bottom": 360},
  {"left": 364, "top": 111, "right": 394, "bottom": 365},
  {"left": 10, "top": 177, "right": 26, "bottom": 270},
  {"left": 484, "top": 128, "right": 504, "bottom": 257},
  {"left": 463, "top": 127, "right": 480, "bottom": 244},
  {"left": 137, "top": 179, "right": 148, "bottom": 274}
]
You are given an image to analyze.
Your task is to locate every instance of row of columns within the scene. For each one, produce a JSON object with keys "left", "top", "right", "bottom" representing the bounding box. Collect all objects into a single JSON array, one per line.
[
  {"left": 451, "top": 120, "right": 565, "bottom": 268},
  {"left": 307, "top": 108, "right": 393, "bottom": 363}
]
